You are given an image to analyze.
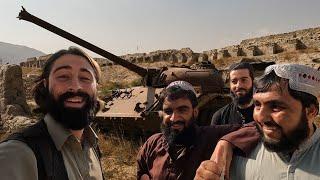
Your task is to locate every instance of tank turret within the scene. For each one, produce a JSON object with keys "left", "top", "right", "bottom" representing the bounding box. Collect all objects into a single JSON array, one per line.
[{"left": 17, "top": 7, "right": 273, "bottom": 136}]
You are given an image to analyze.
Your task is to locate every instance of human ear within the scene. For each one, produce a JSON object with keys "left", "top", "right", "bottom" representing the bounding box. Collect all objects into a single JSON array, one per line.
[
  {"left": 43, "top": 79, "right": 47, "bottom": 88},
  {"left": 193, "top": 108, "right": 199, "bottom": 119},
  {"left": 306, "top": 104, "right": 318, "bottom": 122},
  {"left": 158, "top": 111, "right": 164, "bottom": 119}
]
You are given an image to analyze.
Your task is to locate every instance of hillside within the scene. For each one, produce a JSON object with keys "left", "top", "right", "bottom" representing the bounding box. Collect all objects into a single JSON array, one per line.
[{"left": 0, "top": 41, "right": 45, "bottom": 64}]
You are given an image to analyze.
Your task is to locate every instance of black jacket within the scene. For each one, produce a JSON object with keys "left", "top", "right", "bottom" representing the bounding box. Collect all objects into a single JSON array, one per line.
[
  {"left": 210, "top": 102, "right": 254, "bottom": 125},
  {"left": 3, "top": 120, "right": 69, "bottom": 180}
]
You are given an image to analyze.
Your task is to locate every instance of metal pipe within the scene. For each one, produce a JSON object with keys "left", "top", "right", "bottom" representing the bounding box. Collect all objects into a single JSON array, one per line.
[{"left": 17, "top": 6, "right": 148, "bottom": 77}]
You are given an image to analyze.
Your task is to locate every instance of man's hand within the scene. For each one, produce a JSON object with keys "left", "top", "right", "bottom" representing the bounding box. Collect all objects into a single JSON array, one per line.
[
  {"left": 210, "top": 140, "right": 234, "bottom": 180},
  {"left": 194, "top": 160, "right": 222, "bottom": 180},
  {"left": 140, "top": 174, "right": 150, "bottom": 180},
  {"left": 194, "top": 140, "right": 234, "bottom": 180}
]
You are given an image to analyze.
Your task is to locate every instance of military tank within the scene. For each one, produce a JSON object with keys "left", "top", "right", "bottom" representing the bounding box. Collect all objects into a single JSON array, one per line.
[{"left": 17, "top": 7, "right": 274, "bottom": 136}]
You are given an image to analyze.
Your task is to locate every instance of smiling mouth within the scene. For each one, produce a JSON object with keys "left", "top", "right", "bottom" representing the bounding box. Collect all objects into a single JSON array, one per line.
[
  {"left": 170, "top": 121, "right": 185, "bottom": 130},
  {"left": 235, "top": 90, "right": 246, "bottom": 94},
  {"left": 66, "top": 96, "right": 83, "bottom": 102},
  {"left": 64, "top": 96, "right": 85, "bottom": 107},
  {"left": 171, "top": 123, "right": 183, "bottom": 128},
  {"left": 263, "top": 125, "right": 279, "bottom": 131},
  {"left": 261, "top": 124, "right": 282, "bottom": 139}
]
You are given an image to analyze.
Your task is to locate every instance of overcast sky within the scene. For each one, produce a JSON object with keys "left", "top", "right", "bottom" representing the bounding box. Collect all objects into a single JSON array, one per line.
[{"left": 1, "top": 0, "right": 319, "bottom": 57}]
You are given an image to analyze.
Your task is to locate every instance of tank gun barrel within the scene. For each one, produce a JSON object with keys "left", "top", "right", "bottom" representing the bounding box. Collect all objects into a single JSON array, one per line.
[{"left": 17, "top": 6, "right": 148, "bottom": 77}]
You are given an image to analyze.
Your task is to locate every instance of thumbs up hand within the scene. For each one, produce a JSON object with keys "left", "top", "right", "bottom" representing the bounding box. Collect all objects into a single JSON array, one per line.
[
  {"left": 194, "top": 140, "right": 234, "bottom": 180},
  {"left": 210, "top": 140, "right": 234, "bottom": 180}
]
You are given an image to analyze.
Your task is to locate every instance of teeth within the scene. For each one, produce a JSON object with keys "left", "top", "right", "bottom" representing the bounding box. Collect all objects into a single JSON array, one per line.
[{"left": 66, "top": 96, "right": 83, "bottom": 103}]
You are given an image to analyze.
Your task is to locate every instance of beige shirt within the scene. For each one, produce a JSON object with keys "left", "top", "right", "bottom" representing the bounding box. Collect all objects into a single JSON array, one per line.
[
  {"left": 0, "top": 114, "right": 103, "bottom": 180},
  {"left": 230, "top": 128, "right": 320, "bottom": 180}
]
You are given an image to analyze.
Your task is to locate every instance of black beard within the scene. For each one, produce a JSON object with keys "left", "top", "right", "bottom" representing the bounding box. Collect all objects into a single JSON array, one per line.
[
  {"left": 47, "top": 91, "right": 96, "bottom": 130},
  {"left": 231, "top": 87, "right": 253, "bottom": 105},
  {"left": 161, "top": 118, "right": 196, "bottom": 147},
  {"left": 256, "top": 110, "right": 309, "bottom": 153}
]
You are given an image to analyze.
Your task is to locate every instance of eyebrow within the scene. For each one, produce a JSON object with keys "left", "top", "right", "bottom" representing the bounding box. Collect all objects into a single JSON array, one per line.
[
  {"left": 231, "top": 77, "right": 250, "bottom": 80},
  {"left": 255, "top": 99, "right": 288, "bottom": 106},
  {"left": 163, "top": 105, "right": 190, "bottom": 111},
  {"left": 177, "top": 105, "right": 190, "bottom": 109},
  {"left": 268, "top": 100, "right": 287, "bottom": 106},
  {"left": 53, "top": 65, "right": 71, "bottom": 74},
  {"left": 80, "top": 68, "right": 92, "bottom": 75},
  {"left": 52, "top": 66, "right": 92, "bottom": 75}
]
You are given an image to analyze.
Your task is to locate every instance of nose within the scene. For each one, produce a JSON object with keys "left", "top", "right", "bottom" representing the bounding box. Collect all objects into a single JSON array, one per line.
[
  {"left": 254, "top": 106, "right": 271, "bottom": 124},
  {"left": 236, "top": 81, "right": 243, "bottom": 89},
  {"left": 68, "top": 78, "right": 82, "bottom": 92},
  {"left": 169, "top": 111, "right": 180, "bottom": 122}
]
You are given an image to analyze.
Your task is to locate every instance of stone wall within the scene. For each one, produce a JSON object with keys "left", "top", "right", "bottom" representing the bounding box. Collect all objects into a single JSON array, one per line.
[
  {"left": 0, "top": 65, "right": 34, "bottom": 131},
  {"left": 20, "top": 54, "right": 112, "bottom": 68},
  {"left": 120, "top": 48, "right": 200, "bottom": 64},
  {"left": 20, "top": 26, "right": 320, "bottom": 67}
]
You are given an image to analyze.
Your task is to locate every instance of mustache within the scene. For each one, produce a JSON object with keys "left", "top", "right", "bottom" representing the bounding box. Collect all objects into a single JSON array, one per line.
[
  {"left": 263, "top": 120, "right": 281, "bottom": 128},
  {"left": 168, "top": 120, "right": 185, "bottom": 127},
  {"left": 235, "top": 88, "right": 247, "bottom": 92},
  {"left": 58, "top": 91, "right": 90, "bottom": 102}
]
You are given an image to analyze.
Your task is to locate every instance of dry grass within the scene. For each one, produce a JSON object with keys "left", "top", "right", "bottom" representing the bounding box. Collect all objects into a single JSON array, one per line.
[
  {"left": 213, "top": 56, "right": 242, "bottom": 69},
  {"left": 98, "top": 132, "right": 143, "bottom": 180},
  {"left": 0, "top": 133, "right": 9, "bottom": 141},
  {"left": 21, "top": 67, "right": 42, "bottom": 75}
]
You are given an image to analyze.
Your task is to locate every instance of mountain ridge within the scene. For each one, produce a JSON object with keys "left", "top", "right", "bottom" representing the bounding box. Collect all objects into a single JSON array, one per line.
[{"left": 0, "top": 41, "right": 45, "bottom": 64}]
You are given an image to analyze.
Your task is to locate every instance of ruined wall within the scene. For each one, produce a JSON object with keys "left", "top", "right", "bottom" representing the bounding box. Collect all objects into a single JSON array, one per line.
[
  {"left": 20, "top": 26, "right": 320, "bottom": 67},
  {"left": 120, "top": 48, "right": 200, "bottom": 64},
  {"left": 20, "top": 54, "right": 112, "bottom": 68},
  {"left": 219, "top": 27, "right": 320, "bottom": 58},
  {"left": 0, "top": 65, "right": 34, "bottom": 131}
]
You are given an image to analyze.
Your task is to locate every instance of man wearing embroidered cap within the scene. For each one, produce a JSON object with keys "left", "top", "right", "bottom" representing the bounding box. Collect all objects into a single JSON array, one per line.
[
  {"left": 0, "top": 47, "right": 103, "bottom": 180},
  {"left": 195, "top": 64, "right": 320, "bottom": 180},
  {"left": 137, "top": 80, "right": 260, "bottom": 180}
]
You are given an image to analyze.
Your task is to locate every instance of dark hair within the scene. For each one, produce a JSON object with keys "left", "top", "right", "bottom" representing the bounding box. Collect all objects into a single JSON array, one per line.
[
  {"left": 159, "top": 85, "right": 198, "bottom": 108},
  {"left": 229, "top": 62, "right": 254, "bottom": 80},
  {"left": 33, "top": 46, "right": 100, "bottom": 112},
  {"left": 255, "top": 70, "right": 319, "bottom": 113}
]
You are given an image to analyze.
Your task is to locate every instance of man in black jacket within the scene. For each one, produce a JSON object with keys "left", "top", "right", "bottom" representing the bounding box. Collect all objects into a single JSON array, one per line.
[
  {"left": 211, "top": 62, "right": 255, "bottom": 125},
  {"left": 0, "top": 47, "right": 104, "bottom": 180}
]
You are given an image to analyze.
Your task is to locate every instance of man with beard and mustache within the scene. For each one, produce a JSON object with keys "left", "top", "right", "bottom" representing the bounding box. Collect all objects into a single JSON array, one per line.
[
  {"left": 0, "top": 47, "right": 103, "bottom": 180},
  {"left": 211, "top": 62, "right": 255, "bottom": 125},
  {"left": 137, "top": 81, "right": 260, "bottom": 180},
  {"left": 195, "top": 64, "right": 320, "bottom": 180}
]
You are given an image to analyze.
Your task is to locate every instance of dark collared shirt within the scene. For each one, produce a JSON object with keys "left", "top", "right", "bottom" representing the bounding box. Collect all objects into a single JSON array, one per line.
[{"left": 211, "top": 102, "right": 254, "bottom": 125}]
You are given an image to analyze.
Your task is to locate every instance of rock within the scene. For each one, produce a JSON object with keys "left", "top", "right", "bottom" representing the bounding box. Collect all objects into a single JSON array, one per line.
[
  {"left": 3, "top": 116, "right": 36, "bottom": 132},
  {"left": 198, "top": 53, "right": 208, "bottom": 62},
  {"left": 0, "top": 65, "right": 32, "bottom": 131}
]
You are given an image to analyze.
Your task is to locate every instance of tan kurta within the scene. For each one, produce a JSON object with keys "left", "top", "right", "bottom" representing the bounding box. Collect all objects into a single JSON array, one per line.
[
  {"left": 230, "top": 127, "right": 320, "bottom": 180},
  {"left": 0, "top": 114, "right": 103, "bottom": 180}
]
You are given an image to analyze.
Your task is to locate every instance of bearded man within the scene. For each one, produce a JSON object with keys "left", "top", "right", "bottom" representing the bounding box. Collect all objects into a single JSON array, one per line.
[
  {"left": 137, "top": 81, "right": 259, "bottom": 180},
  {"left": 211, "top": 62, "right": 255, "bottom": 125},
  {"left": 195, "top": 64, "right": 320, "bottom": 180},
  {"left": 0, "top": 47, "right": 104, "bottom": 180}
]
